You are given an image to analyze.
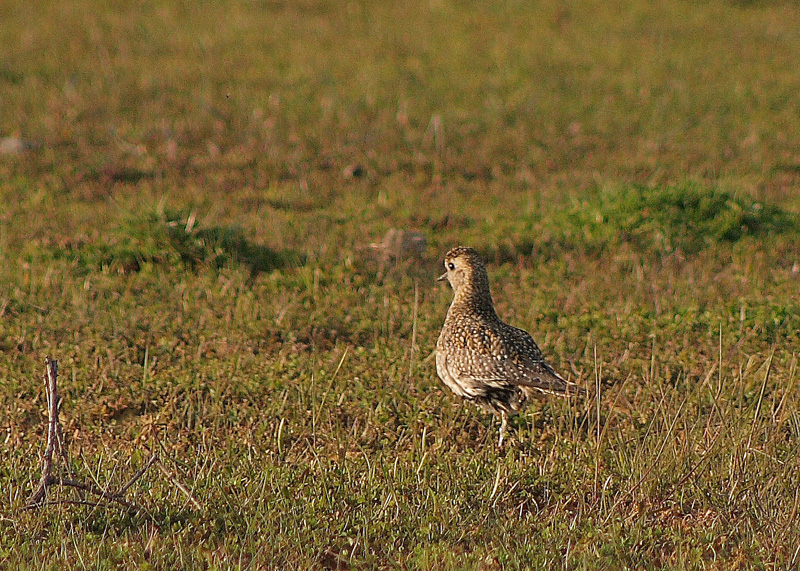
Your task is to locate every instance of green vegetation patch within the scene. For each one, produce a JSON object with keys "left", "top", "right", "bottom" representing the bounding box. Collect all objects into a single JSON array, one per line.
[
  {"left": 550, "top": 183, "right": 800, "bottom": 255},
  {"left": 49, "top": 207, "right": 298, "bottom": 275}
]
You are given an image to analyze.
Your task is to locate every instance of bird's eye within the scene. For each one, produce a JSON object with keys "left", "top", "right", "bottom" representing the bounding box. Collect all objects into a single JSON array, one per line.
[{"left": 447, "top": 262, "right": 455, "bottom": 270}]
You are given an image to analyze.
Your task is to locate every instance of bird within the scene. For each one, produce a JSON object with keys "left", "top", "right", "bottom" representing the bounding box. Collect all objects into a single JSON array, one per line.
[{"left": 435, "top": 246, "right": 585, "bottom": 446}]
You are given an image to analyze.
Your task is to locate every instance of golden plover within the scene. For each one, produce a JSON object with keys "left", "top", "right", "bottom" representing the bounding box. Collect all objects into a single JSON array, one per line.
[{"left": 435, "top": 246, "right": 585, "bottom": 446}]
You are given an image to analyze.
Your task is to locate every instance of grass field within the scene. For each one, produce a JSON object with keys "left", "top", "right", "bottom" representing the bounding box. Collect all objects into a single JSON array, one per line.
[{"left": 3, "top": 0, "right": 800, "bottom": 568}]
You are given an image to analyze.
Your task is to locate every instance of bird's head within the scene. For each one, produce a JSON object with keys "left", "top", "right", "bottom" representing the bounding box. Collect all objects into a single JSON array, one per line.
[{"left": 437, "top": 246, "right": 489, "bottom": 297}]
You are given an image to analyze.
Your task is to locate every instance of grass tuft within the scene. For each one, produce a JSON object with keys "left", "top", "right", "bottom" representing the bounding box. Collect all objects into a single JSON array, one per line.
[
  {"left": 50, "top": 207, "right": 300, "bottom": 275},
  {"left": 554, "top": 183, "right": 800, "bottom": 255}
]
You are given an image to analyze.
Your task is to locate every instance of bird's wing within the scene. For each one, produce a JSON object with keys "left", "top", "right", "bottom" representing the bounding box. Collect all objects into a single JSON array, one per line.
[
  {"left": 436, "top": 349, "right": 470, "bottom": 398},
  {"left": 451, "top": 322, "right": 586, "bottom": 397}
]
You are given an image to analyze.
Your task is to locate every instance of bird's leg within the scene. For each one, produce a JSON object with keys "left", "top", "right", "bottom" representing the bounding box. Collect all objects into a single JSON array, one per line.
[{"left": 498, "top": 412, "right": 508, "bottom": 448}]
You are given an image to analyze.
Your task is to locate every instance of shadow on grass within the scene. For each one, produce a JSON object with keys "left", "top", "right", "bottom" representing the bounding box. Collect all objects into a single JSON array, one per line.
[{"left": 58, "top": 208, "right": 301, "bottom": 275}]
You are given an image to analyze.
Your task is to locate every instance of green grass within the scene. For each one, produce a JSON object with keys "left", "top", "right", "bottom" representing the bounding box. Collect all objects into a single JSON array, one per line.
[
  {"left": 42, "top": 204, "right": 298, "bottom": 275},
  {"left": 3, "top": 0, "right": 800, "bottom": 568}
]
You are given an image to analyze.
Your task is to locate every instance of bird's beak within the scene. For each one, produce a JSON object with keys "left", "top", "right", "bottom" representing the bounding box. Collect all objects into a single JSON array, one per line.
[{"left": 437, "top": 272, "right": 447, "bottom": 282}]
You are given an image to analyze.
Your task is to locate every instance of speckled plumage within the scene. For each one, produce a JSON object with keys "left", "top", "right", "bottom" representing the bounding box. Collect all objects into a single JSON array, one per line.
[{"left": 435, "top": 246, "right": 585, "bottom": 446}]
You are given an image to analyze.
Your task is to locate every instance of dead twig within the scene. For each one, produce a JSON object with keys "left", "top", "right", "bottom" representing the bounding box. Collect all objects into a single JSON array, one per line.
[
  {"left": 24, "top": 357, "right": 150, "bottom": 515},
  {"left": 25, "top": 356, "right": 201, "bottom": 518},
  {"left": 27, "top": 357, "right": 62, "bottom": 507},
  {"left": 155, "top": 458, "right": 202, "bottom": 511},
  {"left": 45, "top": 478, "right": 141, "bottom": 512},
  {"left": 117, "top": 453, "right": 160, "bottom": 497}
]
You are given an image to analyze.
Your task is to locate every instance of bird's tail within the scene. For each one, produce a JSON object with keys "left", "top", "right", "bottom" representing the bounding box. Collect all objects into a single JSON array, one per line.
[{"left": 518, "top": 366, "right": 588, "bottom": 398}]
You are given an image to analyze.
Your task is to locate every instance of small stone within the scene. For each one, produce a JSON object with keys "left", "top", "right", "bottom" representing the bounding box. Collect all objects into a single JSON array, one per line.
[
  {"left": 0, "top": 137, "right": 37, "bottom": 155},
  {"left": 370, "top": 229, "right": 427, "bottom": 259}
]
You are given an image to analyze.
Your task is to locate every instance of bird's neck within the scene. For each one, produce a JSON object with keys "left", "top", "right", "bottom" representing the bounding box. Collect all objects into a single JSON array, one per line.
[{"left": 451, "top": 279, "right": 497, "bottom": 318}]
